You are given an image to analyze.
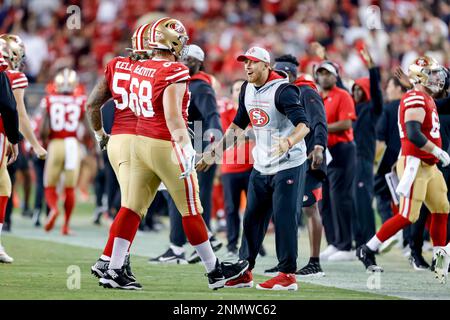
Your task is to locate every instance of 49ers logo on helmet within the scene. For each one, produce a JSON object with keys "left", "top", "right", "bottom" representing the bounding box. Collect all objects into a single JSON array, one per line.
[
  {"left": 249, "top": 108, "right": 270, "bottom": 127},
  {"left": 416, "top": 58, "right": 428, "bottom": 67},
  {"left": 167, "top": 22, "right": 185, "bottom": 34}
]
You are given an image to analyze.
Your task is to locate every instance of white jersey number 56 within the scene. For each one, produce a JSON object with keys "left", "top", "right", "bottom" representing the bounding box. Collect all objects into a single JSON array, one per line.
[{"left": 112, "top": 72, "right": 154, "bottom": 118}]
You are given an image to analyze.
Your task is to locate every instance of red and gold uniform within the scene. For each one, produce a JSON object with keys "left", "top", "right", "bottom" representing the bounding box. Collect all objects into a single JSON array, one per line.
[
  {"left": 125, "top": 58, "right": 202, "bottom": 218},
  {"left": 396, "top": 90, "right": 449, "bottom": 222},
  {"left": 104, "top": 56, "right": 139, "bottom": 205},
  {"left": 41, "top": 93, "right": 86, "bottom": 188}
]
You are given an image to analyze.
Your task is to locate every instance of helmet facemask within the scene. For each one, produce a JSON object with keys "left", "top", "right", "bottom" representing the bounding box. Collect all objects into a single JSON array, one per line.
[
  {"left": 422, "top": 68, "right": 446, "bottom": 94},
  {"left": 0, "top": 34, "right": 25, "bottom": 71}
]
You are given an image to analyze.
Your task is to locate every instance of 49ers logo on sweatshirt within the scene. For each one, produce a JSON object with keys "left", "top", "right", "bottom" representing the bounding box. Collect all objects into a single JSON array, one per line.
[{"left": 249, "top": 108, "right": 270, "bottom": 127}]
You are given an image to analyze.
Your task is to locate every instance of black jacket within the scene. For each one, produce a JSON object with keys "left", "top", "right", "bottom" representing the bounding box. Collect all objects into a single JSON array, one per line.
[
  {"left": 375, "top": 99, "right": 401, "bottom": 176},
  {"left": 298, "top": 85, "right": 328, "bottom": 180},
  {"left": 187, "top": 77, "right": 222, "bottom": 150},
  {"left": 352, "top": 67, "right": 383, "bottom": 161},
  {"left": 0, "top": 72, "right": 19, "bottom": 144}
]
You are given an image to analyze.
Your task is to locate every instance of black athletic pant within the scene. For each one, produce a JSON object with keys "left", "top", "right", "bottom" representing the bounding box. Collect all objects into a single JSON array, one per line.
[
  {"left": 320, "top": 142, "right": 356, "bottom": 251},
  {"left": 238, "top": 164, "right": 307, "bottom": 273},
  {"left": 221, "top": 169, "right": 251, "bottom": 252},
  {"left": 104, "top": 152, "right": 120, "bottom": 216},
  {"left": 94, "top": 162, "right": 106, "bottom": 208},
  {"left": 162, "top": 191, "right": 186, "bottom": 247},
  {"left": 440, "top": 165, "right": 450, "bottom": 243},
  {"left": 353, "top": 156, "right": 376, "bottom": 247},
  {"left": 32, "top": 156, "right": 47, "bottom": 216},
  {"left": 375, "top": 192, "right": 393, "bottom": 223},
  {"left": 409, "top": 207, "right": 429, "bottom": 254},
  {"left": 166, "top": 165, "right": 217, "bottom": 247},
  {"left": 4, "top": 161, "right": 17, "bottom": 227}
]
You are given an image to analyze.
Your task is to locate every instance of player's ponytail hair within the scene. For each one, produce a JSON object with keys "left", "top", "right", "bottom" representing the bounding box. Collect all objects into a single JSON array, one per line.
[{"left": 129, "top": 51, "right": 152, "bottom": 61}]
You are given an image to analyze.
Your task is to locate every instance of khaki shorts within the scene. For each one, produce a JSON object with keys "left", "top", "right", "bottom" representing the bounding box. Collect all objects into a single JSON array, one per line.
[
  {"left": 125, "top": 135, "right": 203, "bottom": 218},
  {"left": 44, "top": 139, "right": 81, "bottom": 188},
  {"left": 107, "top": 134, "right": 133, "bottom": 206},
  {"left": 0, "top": 133, "right": 11, "bottom": 196},
  {"left": 397, "top": 156, "right": 449, "bottom": 222}
]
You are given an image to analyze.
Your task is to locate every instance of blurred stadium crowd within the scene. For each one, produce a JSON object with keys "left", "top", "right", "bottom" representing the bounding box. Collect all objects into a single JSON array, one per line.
[{"left": 2, "top": 0, "right": 450, "bottom": 90}]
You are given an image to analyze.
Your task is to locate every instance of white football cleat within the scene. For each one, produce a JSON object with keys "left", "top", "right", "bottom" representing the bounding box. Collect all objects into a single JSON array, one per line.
[
  {"left": 328, "top": 250, "right": 357, "bottom": 262},
  {"left": 0, "top": 245, "right": 13, "bottom": 263},
  {"left": 434, "top": 247, "right": 450, "bottom": 284},
  {"left": 319, "top": 245, "right": 338, "bottom": 261}
]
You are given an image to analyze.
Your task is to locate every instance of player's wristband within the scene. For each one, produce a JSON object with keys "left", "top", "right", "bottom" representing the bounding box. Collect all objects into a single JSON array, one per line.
[{"left": 94, "top": 129, "right": 107, "bottom": 142}]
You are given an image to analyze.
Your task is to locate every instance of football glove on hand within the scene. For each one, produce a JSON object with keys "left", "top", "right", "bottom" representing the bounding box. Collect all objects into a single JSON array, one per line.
[
  {"left": 179, "top": 143, "right": 196, "bottom": 179},
  {"left": 95, "top": 129, "right": 110, "bottom": 151},
  {"left": 432, "top": 146, "right": 450, "bottom": 167}
]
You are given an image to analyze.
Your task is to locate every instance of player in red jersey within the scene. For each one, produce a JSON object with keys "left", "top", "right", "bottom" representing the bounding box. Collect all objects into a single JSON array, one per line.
[
  {"left": 0, "top": 34, "right": 47, "bottom": 159},
  {"left": 0, "top": 41, "right": 20, "bottom": 263},
  {"left": 0, "top": 34, "right": 46, "bottom": 262},
  {"left": 88, "top": 23, "right": 152, "bottom": 283},
  {"left": 93, "top": 17, "right": 248, "bottom": 290},
  {"left": 357, "top": 56, "right": 450, "bottom": 279},
  {"left": 40, "top": 68, "right": 87, "bottom": 235}
]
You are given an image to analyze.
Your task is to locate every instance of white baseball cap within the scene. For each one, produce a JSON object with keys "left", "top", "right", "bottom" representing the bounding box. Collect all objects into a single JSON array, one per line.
[
  {"left": 237, "top": 46, "right": 270, "bottom": 64},
  {"left": 186, "top": 44, "right": 205, "bottom": 62},
  {"left": 315, "top": 61, "right": 339, "bottom": 77}
]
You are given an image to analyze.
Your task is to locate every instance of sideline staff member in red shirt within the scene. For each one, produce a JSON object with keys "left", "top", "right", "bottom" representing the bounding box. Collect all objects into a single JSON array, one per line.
[{"left": 316, "top": 61, "right": 357, "bottom": 261}]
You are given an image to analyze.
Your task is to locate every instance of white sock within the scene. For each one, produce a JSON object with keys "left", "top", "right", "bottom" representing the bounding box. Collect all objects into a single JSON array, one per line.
[
  {"left": 170, "top": 244, "right": 185, "bottom": 255},
  {"left": 367, "top": 236, "right": 382, "bottom": 252},
  {"left": 193, "top": 240, "right": 217, "bottom": 273},
  {"left": 433, "top": 247, "right": 440, "bottom": 257},
  {"left": 100, "top": 255, "right": 111, "bottom": 261},
  {"left": 0, "top": 222, "right": 3, "bottom": 238},
  {"left": 109, "top": 237, "right": 130, "bottom": 270}
]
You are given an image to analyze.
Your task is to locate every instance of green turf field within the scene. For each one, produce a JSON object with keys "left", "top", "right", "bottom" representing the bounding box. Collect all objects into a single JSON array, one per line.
[
  {"left": 0, "top": 197, "right": 448, "bottom": 300},
  {"left": 0, "top": 236, "right": 397, "bottom": 300}
]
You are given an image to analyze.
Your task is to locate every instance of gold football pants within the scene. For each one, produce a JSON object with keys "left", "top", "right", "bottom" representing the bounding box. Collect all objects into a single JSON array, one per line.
[
  {"left": 397, "top": 156, "right": 449, "bottom": 222},
  {"left": 125, "top": 135, "right": 203, "bottom": 218},
  {"left": 44, "top": 139, "right": 80, "bottom": 188},
  {"left": 107, "top": 134, "right": 134, "bottom": 206}
]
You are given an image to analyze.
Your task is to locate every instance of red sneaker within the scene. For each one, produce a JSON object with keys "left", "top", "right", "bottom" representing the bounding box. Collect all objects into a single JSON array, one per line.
[
  {"left": 225, "top": 270, "right": 253, "bottom": 288},
  {"left": 44, "top": 210, "right": 59, "bottom": 232},
  {"left": 256, "top": 272, "right": 298, "bottom": 291}
]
